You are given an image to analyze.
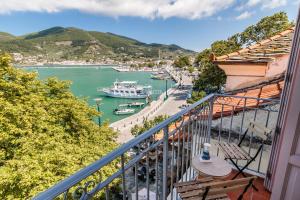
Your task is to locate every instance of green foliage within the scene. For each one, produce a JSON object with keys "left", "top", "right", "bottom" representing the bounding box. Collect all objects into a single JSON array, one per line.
[
  {"left": 147, "top": 62, "right": 155, "bottom": 68},
  {"left": 0, "top": 54, "right": 118, "bottom": 199},
  {"left": 187, "top": 66, "right": 195, "bottom": 73},
  {"left": 194, "top": 48, "right": 226, "bottom": 93},
  {"left": 187, "top": 91, "right": 206, "bottom": 104},
  {"left": 194, "top": 49, "right": 212, "bottom": 66},
  {"left": 158, "top": 60, "right": 167, "bottom": 66},
  {"left": 240, "top": 12, "right": 293, "bottom": 45},
  {"left": 211, "top": 37, "right": 241, "bottom": 57},
  {"left": 193, "top": 12, "right": 293, "bottom": 94},
  {"left": 193, "top": 62, "right": 226, "bottom": 93},
  {"left": 173, "top": 56, "right": 191, "bottom": 68},
  {"left": 131, "top": 115, "right": 168, "bottom": 137}
]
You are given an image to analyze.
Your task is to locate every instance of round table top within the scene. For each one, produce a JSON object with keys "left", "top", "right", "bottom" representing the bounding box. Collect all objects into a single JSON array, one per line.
[{"left": 192, "top": 155, "right": 232, "bottom": 177}]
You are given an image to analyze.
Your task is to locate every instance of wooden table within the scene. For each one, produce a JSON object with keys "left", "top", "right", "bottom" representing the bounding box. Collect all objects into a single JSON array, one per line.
[{"left": 192, "top": 155, "right": 232, "bottom": 178}]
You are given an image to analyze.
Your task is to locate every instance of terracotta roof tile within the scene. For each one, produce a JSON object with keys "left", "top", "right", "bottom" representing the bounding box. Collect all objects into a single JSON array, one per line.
[
  {"left": 214, "top": 27, "right": 294, "bottom": 64},
  {"left": 156, "top": 74, "right": 285, "bottom": 141},
  {"left": 211, "top": 74, "right": 284, "bottom": 119}
]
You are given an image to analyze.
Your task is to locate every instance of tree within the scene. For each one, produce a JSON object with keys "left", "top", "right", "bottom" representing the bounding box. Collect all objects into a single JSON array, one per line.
[
  {"left": 211, "top": 38, "right": 241, "bottom": 57},
  {"left": 240, "top": 12, "right": 294, "bottom": 45},
  {"left": 194, "top": 49, "right": 212, "bottom": 67},
  {"left": 187, "top": 91, "right": 206, "bottom": 104},
  {"left": 147, "top": 62, "right": 155, "bottom": 68},
  {"left": 187, "top": 66, "right": 195, "bottom": 74},
  {"left": 131, "top": 115, "right": 168, "bottom": 137},
  {"left": 0, "top": 54, "right": 118, "bottom": 199},
  {"left": 193, "top": 62, "right": 226, "bottom": 93},
  {"left": 158, "top": 60, "right": 167, "bottom": 66},
  {"left": 173, "top": 56, "right": 191, "bottom": 68}
]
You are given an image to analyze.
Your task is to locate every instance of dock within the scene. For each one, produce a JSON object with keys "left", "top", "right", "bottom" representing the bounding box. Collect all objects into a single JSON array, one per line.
[{"left": 112, "top": 66, "right": 159, "bottom": 72}]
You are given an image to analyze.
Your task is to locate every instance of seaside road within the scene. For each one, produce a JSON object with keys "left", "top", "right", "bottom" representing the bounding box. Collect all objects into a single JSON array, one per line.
[{"left": 110, "top": 87, "right": 189, "bottom": 144}]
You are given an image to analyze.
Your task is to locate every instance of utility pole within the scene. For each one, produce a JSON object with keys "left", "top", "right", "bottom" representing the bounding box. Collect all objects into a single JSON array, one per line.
[
  {"left": 165, "top": 79, "right": 168, "bottom": 100},
  {"left": 94, "top": 98, "right": 102, "bottom": 126}
]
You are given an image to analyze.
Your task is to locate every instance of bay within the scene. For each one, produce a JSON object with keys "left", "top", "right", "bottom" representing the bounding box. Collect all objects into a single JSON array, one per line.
[{"left": 26, "top": 66, "right": 175, "bottom": 123}]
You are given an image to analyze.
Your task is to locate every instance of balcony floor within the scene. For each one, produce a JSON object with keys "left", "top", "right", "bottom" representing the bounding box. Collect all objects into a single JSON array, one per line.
[
  {"left": 194, "top": 170, "right": 271, "bottom": 200},
  {"left": 226, "top": 171, "right": 270, "bottom": 200}
]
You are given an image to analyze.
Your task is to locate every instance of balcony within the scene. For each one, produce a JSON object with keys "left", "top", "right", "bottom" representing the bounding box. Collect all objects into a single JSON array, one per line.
[{"left": 34, "top": 93, "right": 279, "bottom": 200}]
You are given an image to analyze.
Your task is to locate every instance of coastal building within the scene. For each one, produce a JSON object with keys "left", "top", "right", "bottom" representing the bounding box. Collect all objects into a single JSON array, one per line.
[{"left": 213, "top": 27, "right": 294, "bottom": 91}]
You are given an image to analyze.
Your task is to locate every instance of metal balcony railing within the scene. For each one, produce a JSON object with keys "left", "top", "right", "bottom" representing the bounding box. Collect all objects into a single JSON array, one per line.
[{"left": 34, "top": 94, "right": 279, "bottom": 200}]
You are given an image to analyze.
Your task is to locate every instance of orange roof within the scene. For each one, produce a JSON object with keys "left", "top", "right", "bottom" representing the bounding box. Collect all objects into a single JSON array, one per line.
[
  {"left": 155, "top": 74, "right": 284, "bottom": 141},
  {"left": 213, "top": 27, "right": 294, "bottom": 64},
  {"left": 213, "top": 73, "right": 284, "bottom": 119}
]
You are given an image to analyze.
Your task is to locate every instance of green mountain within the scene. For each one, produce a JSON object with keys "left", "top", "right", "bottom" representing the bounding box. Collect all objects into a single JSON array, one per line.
[
  {"left": 0, "top": 32, "right": 16, "bottom": 41},
  {"left": 0, "top": 27, "right": 194, "bottom": 63}
]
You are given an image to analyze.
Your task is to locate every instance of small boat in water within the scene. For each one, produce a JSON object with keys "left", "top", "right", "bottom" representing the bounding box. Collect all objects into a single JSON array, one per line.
[
  {"left": 151, "top": 74, "right": 165, "bottom": 80},
  {"left": 151, "top": 74, "right": 171, "bottom": 80},
  {"left": 114, "top": 108, "right": 135, "bottom": 115},
  {"left": 100, "top": 80, "right": 152, "bottom": 99},
  {"left": 128, "top": 102, "right": 145, "bottom": 107},
  {"left": 117, "top": 102, "right": 145, "bottom": 108}
]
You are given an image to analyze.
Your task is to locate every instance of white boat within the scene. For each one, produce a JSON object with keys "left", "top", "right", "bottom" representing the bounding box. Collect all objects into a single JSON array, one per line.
[
  {"left": 100, "top": 80, "right": 152, "bottom": 99},
  {"left": 118, "top": 102, "right": 145, "bottom": 107},
  {"left": 114, "top": 108, "right": 135, "bottom": 115},
  {"left": 128, "top": 102, "right": 145, "bottom": 107}
]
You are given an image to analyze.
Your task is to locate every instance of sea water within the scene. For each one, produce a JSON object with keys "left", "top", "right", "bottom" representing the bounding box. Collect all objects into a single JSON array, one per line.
[{"left": 25, "top": 66, "right": 175, "bottom": 123}]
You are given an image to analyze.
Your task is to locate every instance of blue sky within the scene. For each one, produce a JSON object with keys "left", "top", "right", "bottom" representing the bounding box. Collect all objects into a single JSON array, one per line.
[{"left": 0, "top": 0, "right": 299, "bottom": 51}]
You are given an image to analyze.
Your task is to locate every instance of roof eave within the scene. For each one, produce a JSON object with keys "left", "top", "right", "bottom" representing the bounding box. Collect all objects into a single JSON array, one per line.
[{"left": 213, "top": 60, "right": 269, "bottom": 65}]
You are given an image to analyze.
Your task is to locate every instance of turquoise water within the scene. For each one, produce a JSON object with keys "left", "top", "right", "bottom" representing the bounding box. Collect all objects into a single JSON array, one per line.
[{"left": 26, "top": 66, "right": 175, "bottom": 123}]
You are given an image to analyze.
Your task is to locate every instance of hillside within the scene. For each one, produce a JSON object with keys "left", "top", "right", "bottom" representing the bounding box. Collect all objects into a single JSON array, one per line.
[
  {"left": 0, "top": 32, "right": 16, "bottom": 41},
  {"left": 0, "top": 27, "right": 194, "bottom": 64}
]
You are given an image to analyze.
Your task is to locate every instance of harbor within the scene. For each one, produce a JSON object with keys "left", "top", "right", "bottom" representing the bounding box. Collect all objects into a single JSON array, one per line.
[
  {"left": 26, "top": 64, "right": 192, "bottom": 143},
  {"left": 110, "top": 67, "right": 193, "bottom": 143},
  {"left": 26, "top": 66, "right": 176, "bottom": 123}
]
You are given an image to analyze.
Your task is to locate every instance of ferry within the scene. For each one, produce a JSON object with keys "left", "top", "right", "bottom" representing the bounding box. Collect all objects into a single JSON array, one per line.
[{"left": 100, "top": 80, "right": 152, "bottom": 99}]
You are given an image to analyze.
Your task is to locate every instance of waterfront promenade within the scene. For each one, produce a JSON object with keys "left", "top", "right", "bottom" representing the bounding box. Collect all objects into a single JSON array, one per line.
[{"left": 110, "top": 67, "right": 193, "bottom": 143}]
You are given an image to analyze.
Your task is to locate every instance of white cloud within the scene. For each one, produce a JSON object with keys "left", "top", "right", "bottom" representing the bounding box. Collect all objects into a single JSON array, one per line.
[
  {"left": 157, "top": 0, "right": 235, "bottom": 19},
  {"left": 0, "top": 0, "right": 235, "bottom": 20},
  {"left": 261, "top": 0, "right": 287, "bottom": 8},
  {"left": 235, "top": 11, "right": 253, "bottom": 20},
  {"left": 246, "top": 0, "right": 262, "bottom": 7},
  {"left": 242, "top": 0, "right": 287, "bottom": 9}
]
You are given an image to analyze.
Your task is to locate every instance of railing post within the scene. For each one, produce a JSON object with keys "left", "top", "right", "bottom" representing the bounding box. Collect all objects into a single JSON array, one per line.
[
  {"left": 162, "top": 125, "right": 169, "bottom": 199},
  {"left": 121, "top": 154, "right": 126, "bottom": 200},
  {"left": 207, "top": 96, "right": 214, "bottom": 143}
]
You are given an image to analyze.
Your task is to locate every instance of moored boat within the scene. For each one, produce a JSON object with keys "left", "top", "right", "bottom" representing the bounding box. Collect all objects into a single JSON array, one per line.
[
  {"left": 128, "top": 102, "right": 145, "bottom": 107},
  {"left": 151, "top": 74, "right": 171, "bottom": 80},
  {"left": 99, "top": 80, "right": 152, "bottom": 99},
  {"left": 151, "top": 74, "right": 165, "bottom": 80},
  {"left": 114, "top": 108, "right": 135, "bottom": 115}
]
